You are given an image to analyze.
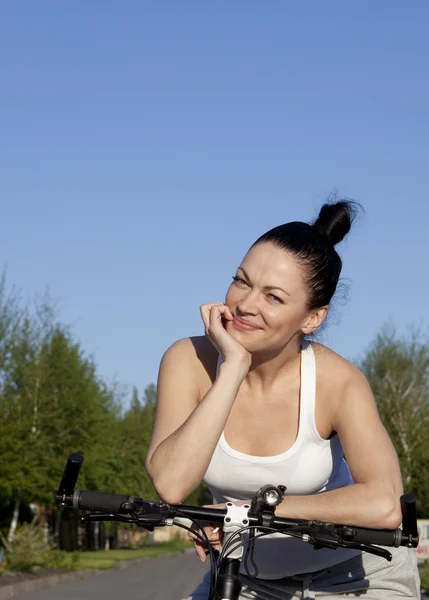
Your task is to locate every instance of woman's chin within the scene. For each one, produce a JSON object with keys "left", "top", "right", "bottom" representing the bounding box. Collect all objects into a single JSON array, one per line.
[{"left": 227, "top": 325, "right": 257, "bottom": 349}]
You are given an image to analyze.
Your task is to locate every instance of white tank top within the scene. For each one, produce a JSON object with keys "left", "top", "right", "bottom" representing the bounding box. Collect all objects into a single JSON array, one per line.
[{"left": 203, "top": 341, "right": 360, "bottom": 578}]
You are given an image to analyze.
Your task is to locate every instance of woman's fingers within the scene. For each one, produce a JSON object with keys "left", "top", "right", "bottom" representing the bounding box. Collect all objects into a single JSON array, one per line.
[
  {"left": 188, "top": 523, "right": 223, "bottom": 563},
  {"left": 200, "top": 303, "right": 232, "bottom": 356},
  {"left": 200, "top": 302, "right": 228, "bottom": 336},
  {"left": 209, "top": 304, "right": 233, "bottom": 333},
  {"left": 200, "top": 303, "right": 240, "bottom": 348},
  {"left": 188, "top": 525, "right": 222, "bottom": 544}
]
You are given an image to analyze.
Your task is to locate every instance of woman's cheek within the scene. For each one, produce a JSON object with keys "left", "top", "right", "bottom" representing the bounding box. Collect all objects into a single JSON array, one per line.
[{"left": 225, "top": 285, "right": 237, "bottom": 306}]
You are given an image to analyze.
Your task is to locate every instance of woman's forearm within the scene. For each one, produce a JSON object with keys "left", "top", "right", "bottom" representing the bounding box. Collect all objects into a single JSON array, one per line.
[
  {"left": 147, "top": 361, "right": 246, "bottom": 504},
  {"left": 275, "top": 483, "right": 402, "bottom": 529}
]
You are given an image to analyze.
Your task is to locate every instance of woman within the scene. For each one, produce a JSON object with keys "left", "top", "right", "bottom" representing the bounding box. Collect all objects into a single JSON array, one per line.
[{"left": 145, "top": 200, "right": 420, "bottom": 599}]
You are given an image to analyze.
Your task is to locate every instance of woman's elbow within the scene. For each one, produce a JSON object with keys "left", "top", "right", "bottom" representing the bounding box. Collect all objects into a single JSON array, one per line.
[
  {"left": 144, "top": 459, "right": 187, "bottom": 505},
  {"left": 153, "top": 479, "right": 185, "bottom": 505},
  {"left": 146, "top": 469, "right": 185, "bottom": 505},
  {"left": 158, "top": 491, "right": 184, "bottom": 505},
  {"left": 378, "top": 494, "right": 402, "bottom": 529}
]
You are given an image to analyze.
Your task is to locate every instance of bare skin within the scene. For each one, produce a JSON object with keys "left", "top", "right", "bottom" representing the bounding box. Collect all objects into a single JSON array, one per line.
[{"left": 145, "top": 242, "right": 404, "bottom": 562}]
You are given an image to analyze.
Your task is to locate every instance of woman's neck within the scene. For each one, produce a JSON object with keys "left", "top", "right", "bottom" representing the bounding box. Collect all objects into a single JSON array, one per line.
[{"left": 246, "top": 335, "right": 304, "bottom": 389}]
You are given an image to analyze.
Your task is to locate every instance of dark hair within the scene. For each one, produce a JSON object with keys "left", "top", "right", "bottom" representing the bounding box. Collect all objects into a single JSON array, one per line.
[{"left": 252, "top": 200, "right": 361, "bottom": 311}]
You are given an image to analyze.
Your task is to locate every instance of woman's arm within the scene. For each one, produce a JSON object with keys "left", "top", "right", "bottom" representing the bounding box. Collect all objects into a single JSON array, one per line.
[
  {"left": 275, "top": 369, "right": 403, "bottom": 529},
  {"left": 145, "top": 337, "right": 248, "bottom": 504}
]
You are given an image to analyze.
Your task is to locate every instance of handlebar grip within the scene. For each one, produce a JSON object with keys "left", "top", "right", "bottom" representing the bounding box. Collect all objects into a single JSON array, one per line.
[
  {"left": 76, "top": 490, "right": 133, "bottom": 513},
  {"left": 342, "top": 526, "right": 402, "bottom": 547},
  {"left": 58, "top": 453, "right": 84, "bottom": 495},
  {"left": 401, "top": 494, "right": 418, "bottom": 539}
]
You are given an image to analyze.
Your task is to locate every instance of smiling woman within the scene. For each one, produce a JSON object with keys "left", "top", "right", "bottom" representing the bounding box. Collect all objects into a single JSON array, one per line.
[{"left": 144, "top": 199, "right": 420, "bottom": 599}]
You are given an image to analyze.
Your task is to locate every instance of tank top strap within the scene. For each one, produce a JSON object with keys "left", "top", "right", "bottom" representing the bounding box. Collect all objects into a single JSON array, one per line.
[{"left": 299, "top": 340, "right": 317, "bottom": 436}]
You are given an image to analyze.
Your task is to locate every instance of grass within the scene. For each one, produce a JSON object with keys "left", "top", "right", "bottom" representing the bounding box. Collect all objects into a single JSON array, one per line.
[
  {"left": 420, "top": 561, "right": 429, "bottom": 594},
  {"left": 0, "top": 540, "right": 189, "bottom": 577},
  {"left": 77, "top": 540, "right": 188, "bottom": 570}
]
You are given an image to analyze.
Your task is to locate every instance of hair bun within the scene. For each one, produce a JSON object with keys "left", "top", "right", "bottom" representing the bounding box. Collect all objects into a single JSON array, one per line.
[{"left": 312, "top": 200, "right": 361, "bottom": 246}]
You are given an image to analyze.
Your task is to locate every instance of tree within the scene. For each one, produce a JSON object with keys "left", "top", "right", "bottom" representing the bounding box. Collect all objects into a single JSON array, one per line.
[
  {"left": 0, "top": 274, "right": 21, "bottom": 386},
  {"left": 359, "top": 325, "right": 429, "bottom": 516},
  {"left": 0, "top": 302, "right": 56, "bottom": 543},
  {"left": 0, "top": 307, "right": 124, "bottom": 543},
  {"left": 114, "top": 385, "right": 158, "bottom": 499}
]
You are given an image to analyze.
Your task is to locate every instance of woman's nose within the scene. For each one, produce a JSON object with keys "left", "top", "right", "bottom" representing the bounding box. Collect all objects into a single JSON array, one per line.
[{"left": 237, "top": 291, "right": 259, "bottom": 315}]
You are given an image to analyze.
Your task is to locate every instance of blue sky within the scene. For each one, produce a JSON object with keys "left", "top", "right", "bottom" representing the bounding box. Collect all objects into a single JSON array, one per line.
[{"left": 1, "top": 1, "right": 428, "bottom": 404}]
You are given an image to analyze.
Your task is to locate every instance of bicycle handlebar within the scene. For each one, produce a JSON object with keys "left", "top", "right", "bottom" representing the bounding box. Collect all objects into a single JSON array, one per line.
[
  {"left": 54, "top": 453, "right": 420, "bottom": 600},
  {"left": 54, "top": 454, "right": 419, "bottom": 552}
]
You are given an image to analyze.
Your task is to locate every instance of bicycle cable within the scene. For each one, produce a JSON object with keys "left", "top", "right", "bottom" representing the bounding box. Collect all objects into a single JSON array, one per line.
[{"left": 174, "top": 510, "right": 219, "bottom": 597}]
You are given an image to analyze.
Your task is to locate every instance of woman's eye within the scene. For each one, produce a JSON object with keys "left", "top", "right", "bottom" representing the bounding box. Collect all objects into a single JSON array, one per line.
[
  {"left": 269, "top": 294, "right": 283, "bottom": 303},
  {"left": 232, "top": 276, "right": 248, "bottom": 286}
]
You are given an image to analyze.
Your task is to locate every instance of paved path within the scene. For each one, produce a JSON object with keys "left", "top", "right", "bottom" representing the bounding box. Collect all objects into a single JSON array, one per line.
[
  {"left": 8, "top": 553, "right": 428, "bottom": 600},
  {"left": 11, "top": 551, "right": 208, "bottom": 600}
]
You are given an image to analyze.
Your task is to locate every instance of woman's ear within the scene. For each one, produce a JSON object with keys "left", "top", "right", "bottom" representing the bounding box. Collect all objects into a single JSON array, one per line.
[{"left": 301, "top": 306, "right": 328, "bottom": 335}]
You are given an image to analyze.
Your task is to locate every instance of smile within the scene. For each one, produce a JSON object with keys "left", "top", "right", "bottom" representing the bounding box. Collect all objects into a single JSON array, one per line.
[{"left": 232, "top": 316, "right": 263, "bottom": 331}]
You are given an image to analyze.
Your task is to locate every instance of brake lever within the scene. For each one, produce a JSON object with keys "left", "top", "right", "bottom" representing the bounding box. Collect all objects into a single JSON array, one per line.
[
  {"left": 302, "top": 523, "right": 393, "bottom": 562},
  {"left": 82, "top": 512, "right": 167, "bottom": 532},
  {"left": 303, "top": 522, "right": 340, "bottom": 550},
  {"left": 83, "top": 513, "right": 142, "bottom": 525},
  {"left": 337, "top": 541, "right": 392, "bottom": 562}
]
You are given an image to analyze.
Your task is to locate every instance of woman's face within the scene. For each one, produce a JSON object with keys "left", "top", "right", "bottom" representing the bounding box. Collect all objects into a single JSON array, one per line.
[{"left": 224, "top": 242, "right": 323, "bottom": 353}]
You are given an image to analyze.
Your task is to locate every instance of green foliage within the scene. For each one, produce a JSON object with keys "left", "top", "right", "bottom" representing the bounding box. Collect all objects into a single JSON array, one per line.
[
  {"left": 11, "top": 524, "right": 47, "bottom": 571},
  {"left": 359, "top": 325, "right": 429, "bottom": 516},
  {"left": 0, "top": 522, "right": 66, "bottom": 572},
  {"left": 0, "top": 276, "right": 159, "bottom": 555},
  {"left": 43, "top": 549, "right": 80, "bottom": 570},
  {"left": 77, "top": 542, "right": 186, "bottom": 570},
  {"left": 0, "top": 521, "right": 79, "bottom": 573},
  {"left": 113, "top": 385, "right": 159, "bottom": 499},
  {"left": 419, "top": 562, "right": 429, "bottom": 593},
  {"left": 0, "top": 288, "right": 157, "bottom": 506}
]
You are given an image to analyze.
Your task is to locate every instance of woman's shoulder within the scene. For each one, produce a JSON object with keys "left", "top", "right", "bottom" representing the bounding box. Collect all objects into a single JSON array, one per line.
[
  {"left": 162, "top": 335, "right": 217, "bottom": 361},
  {"left": 310, "top": 341, "right": 368, "bottom": 388},
  {"left": 160, "top": 336, "right": 219, "bottom": 389}
]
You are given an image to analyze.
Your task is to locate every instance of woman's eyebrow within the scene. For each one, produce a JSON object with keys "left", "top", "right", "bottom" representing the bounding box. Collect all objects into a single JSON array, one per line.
[
  {"left": 237, "top": 266, "right": 250, "bottom": 279},
  {"left": 237, "top": 267, "right": 290, "bottom": 297},
  {"left": 264, "top": 285, "right": 290, "bottom": 297}
]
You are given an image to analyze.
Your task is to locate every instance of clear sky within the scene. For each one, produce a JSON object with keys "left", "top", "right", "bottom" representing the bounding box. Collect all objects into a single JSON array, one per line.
[{"left": 1, "top": 1, "right": 428, "bottom": 403}]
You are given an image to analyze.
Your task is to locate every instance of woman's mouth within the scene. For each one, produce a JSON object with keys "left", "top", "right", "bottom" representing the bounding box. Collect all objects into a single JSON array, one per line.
[{"left": 232, "top": 316, "right": 263, "bottom": 331}]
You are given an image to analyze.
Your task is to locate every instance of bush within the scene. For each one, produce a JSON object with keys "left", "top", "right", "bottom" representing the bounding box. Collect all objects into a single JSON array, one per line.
[
  {"left": 4, "top": 523, "right": 47, "bottom": 572},
  {"left": 0, "top": 522, "right": 79, "bottom": 573}
]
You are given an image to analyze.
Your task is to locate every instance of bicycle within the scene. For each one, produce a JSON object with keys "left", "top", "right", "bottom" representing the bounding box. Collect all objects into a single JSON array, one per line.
[{"left": 55, "top": 453, "right": 420, "bottom": 600}]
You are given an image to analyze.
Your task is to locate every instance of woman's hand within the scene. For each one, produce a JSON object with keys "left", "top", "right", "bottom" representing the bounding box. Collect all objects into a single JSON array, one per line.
[
  {"left": 188, "top": 500, "right": 252, "bottom": 562},
  {"left": 200, "top": 302, "right": 252, "bottom": 370},
  {"left": 189, "top": 522, "right": 223, "bottom": 563}
]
